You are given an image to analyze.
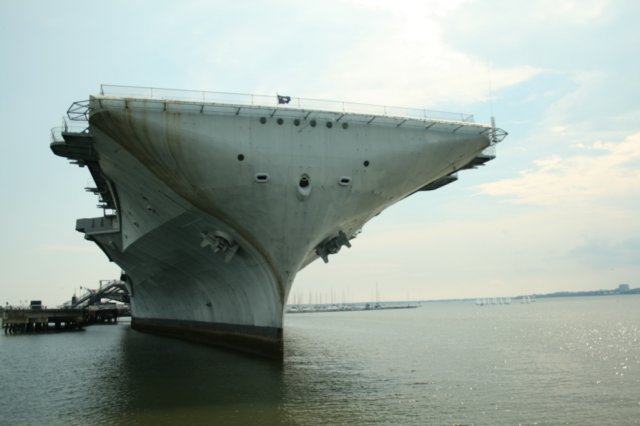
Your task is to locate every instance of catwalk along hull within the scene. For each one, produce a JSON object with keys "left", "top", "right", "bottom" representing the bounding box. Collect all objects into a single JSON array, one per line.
[{"left": 52, "top": 88, "right": 505, "bottom": 358}]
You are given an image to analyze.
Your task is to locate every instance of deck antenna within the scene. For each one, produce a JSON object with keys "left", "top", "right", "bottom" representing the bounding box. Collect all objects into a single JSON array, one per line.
[
  {"left": 487, "top": 64, "right": 498, "bottom": 143},
  {"left": 487, "top": 64, "right": 495, "bottom": 119}
]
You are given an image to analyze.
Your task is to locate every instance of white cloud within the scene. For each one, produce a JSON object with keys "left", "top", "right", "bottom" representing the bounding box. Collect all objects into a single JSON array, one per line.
[
  {"left": 175, "top": 0, "right": 542, "bottom": 111},
  {"left": 347, "top": 0, "right": 466, "bottom": 18},
  {"left": 519, "top": 0, "right": 610, "bottom": 25},
  {"left": 320, "top": 0, "right": 542, "bottom": 108},
  {"left": 477, "top": 132, "right": 640, "bottom": 206}
]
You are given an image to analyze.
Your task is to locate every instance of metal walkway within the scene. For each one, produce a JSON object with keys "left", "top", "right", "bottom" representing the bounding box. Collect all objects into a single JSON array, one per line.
[{"left": 70, "top": 280, "right": 129, "bottom": 308}]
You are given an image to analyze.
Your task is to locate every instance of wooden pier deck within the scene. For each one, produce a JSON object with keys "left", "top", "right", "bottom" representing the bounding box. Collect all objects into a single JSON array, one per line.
[
  {"left": 2, "top": 305, "right": 123, "bottom": 334},
  {"left": 2, "top": 308, "right": 84, "bottom": 334}
]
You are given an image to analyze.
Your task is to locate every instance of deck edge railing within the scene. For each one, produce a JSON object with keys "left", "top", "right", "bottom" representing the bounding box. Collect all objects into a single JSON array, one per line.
[{"left": 98, "top": 84, "right": 475, "bottom": 123}]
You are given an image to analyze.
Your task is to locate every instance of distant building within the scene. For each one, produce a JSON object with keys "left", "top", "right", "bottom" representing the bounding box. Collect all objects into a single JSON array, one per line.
[{"left": 618, "top": 283, "right": 630, "bottom": 292}]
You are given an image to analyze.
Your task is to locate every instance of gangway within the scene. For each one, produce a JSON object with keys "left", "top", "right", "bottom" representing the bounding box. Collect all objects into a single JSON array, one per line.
[{"left": 70, "top": 280, "right": 129, "bottom": 308}]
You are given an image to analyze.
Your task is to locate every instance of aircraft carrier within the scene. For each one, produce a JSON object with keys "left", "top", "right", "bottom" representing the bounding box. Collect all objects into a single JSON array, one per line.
[{"left": 50, "top": 85, "right": 506, "bottom": 358}]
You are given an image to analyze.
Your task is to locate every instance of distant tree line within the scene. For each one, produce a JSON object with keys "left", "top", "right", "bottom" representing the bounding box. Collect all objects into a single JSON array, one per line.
[{"left": 533, "top": 287, "right": 640, "bottom": 298}]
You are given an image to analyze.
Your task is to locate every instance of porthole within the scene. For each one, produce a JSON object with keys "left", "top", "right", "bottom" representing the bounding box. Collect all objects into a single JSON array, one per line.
[
  {"left": 277, "top": 118, "right": 284, "bottom": 125},
  {"left": 255, "top": 173, "right": 270, "bottom": 183},
  {"left": 259, "top": 117, "right": 267, "bottom": 124},
  {"left": 293, "top": 118, "right": 300, "bottom": 126},
  {"left": 339, "top": 176, "right": 352, "bottom": 186},
  {"left": 326, "top": 121, "right": 333, "bottom": 129},
  {"left": 310, "top": 120, "right": 317, "bottom": 127},
  {"left": 364, "top": 160, "right": 370, "bottom": 167},
  {"left": 342, "top": 122, "right": 349, "bottom": 130},
  {"left": 237, "top": 154, "right": 245, "bottom": 161}
]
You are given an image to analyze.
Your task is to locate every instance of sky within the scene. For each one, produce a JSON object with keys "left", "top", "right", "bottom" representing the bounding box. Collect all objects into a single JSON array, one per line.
[{"left": 1, "top": 0, "right": 638, "bottom": 306}]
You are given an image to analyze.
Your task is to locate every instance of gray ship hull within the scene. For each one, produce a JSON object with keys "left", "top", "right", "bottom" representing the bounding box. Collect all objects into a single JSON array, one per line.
[{"left": 52, "top": 88, "right": 505, "bottom": 358}]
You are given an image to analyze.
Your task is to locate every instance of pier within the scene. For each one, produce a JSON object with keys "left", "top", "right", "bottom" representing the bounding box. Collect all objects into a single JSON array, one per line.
[
  {"left": 2, "top": 279, "right": 130, "bottom": 335},
  {"left": 2, "top": 307, "right": 84, "bottom": 334},
  {"left": 1, "top": 304, "right": 126, "bottom": 334}
]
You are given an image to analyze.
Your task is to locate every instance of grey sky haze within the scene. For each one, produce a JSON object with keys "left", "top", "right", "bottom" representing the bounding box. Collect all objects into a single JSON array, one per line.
[{"left": 1, "top": 0, "right": 638, "bottom": 306}]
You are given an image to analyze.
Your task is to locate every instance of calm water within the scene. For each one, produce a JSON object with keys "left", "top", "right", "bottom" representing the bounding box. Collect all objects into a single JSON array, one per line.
[{"left": 1, "top": 296, "right": 639, "bottom": 425}]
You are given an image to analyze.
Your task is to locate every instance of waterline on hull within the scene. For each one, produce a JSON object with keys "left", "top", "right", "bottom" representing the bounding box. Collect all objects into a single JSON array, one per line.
[{"left": 131, "top": 317, "right": 284, "bottom": 359}]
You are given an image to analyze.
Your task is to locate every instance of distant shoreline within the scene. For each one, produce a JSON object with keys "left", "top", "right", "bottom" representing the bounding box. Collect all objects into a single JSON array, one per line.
[
  {"left": 3, "top": 288, "right": 637, "bottom": 316},
  {"left": 528, "top": 288, "right": 640, "bottom": 299},
  {"left": 417, "top": 287, "right": 640, "bottom": 304}
]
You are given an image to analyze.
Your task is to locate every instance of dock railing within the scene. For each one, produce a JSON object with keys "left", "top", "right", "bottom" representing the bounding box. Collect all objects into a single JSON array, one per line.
[{"left": 99, "top": 84, "right": 475, "bottom": 123}]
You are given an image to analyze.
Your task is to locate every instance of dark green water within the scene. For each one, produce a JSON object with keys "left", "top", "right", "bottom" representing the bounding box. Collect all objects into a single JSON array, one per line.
[{"left": 1, "top": 296, "right": 639, "bottom": 425}]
